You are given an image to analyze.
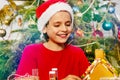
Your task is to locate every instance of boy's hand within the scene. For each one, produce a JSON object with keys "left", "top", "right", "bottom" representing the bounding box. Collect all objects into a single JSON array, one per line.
[{"left": 62, "top": 75, "right": 82, "bottom": 80}]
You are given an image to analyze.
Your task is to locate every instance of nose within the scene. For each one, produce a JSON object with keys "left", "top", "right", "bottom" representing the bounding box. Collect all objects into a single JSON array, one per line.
[{"left": 61, "top": 25, "right": 67, "bottom": 31}]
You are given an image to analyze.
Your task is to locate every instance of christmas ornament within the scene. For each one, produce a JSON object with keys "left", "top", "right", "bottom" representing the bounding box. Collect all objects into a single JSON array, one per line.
[
  {"left": 102, "top": 21, "right": 114, "bottom": 31},
  {"left": 0, "top": 28, "right": 6, "bottom": 37},
  {"left": 85, "top": 45, "right": 92, "bottom": 53},
  {"left": 76, "top": 28, "right": 84, "bottom": 37},
  {"left": 77, "top": 0, "right": 83, "bottom": 5},
  {"left": 118, "top": 27, "right": 120, "bottom": 41},
  {"left": 0, "top": 0, "right": 17, "bottom": 26},
  {"left": 108, "top": 5, "right": 115, "bottom": 14},
  {"left": 72, "top": 6, "right": 79, "bottom": 13},
  {"left": 17, "top": 17, "right": 22, "bottom": 27},
  {"left": 92, "top": 30, "right": 103, "bottom": 38}
]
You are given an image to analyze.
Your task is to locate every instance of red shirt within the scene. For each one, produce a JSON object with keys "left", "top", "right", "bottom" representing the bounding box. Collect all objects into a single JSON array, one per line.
[{"left": 16, "top": 43, "right": 90, "bottom": 80}]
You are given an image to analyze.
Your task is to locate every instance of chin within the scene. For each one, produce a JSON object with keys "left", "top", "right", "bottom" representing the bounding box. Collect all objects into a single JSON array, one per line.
[
  {"left": 56, "top": 40, "right": 67, "bottom": 44},
  {"left": 55, "top": 38, "right": 69, "bottom": 44}
]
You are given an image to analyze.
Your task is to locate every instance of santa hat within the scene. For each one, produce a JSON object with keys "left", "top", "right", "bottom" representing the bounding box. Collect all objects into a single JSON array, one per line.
[{"left": 36, "top": 0, "right": 74, "bottom": 33}]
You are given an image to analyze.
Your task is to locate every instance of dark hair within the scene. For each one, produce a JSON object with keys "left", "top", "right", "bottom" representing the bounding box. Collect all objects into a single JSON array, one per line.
[
  {"left": 43, "top": 21, "right": 49, "bottom": 42},
  {"left": 43, "top": 33, "right": 49, "bottom": 42}
]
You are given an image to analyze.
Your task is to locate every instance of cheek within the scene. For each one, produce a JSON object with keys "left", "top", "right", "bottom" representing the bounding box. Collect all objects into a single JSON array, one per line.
[
  {"left": 68, "top": 27, "right": 73, "bottom": 32},
  {"left": 47, "top": 29, "right": 57, "bottom": 36}
]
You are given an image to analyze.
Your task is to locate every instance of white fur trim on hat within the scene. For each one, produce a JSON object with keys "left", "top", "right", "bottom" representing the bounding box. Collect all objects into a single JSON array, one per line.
[{"left": 37, "top": 2, "right": 74, "bottom": 32}]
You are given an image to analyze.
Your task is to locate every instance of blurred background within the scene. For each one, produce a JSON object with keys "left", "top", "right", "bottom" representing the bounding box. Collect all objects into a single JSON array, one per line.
[{"left": 0, "top": 0, "right": 120, "bottom": 79}]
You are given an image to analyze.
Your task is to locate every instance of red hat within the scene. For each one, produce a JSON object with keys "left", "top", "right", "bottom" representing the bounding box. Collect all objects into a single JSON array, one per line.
[{"left": 36, "top": 0, "right": 73, "bottom": 32}]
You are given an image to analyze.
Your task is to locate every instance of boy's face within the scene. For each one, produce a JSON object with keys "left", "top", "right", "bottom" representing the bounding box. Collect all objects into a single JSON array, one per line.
[{"left": 43, "top": 11, "right": 73, "bottom": 44}]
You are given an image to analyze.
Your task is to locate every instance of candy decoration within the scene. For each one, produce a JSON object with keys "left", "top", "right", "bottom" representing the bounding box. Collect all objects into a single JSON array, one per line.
[{"left": 102, "top": 21, "right": 114, "bottom": 31}]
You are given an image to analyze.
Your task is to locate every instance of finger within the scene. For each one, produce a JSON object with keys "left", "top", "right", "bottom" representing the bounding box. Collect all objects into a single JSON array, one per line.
[
  {"left": 63, "top": 75, "right": 82, "bottom": 80},
  {"left": 68, "top": 75, "right": 81, "bottom": 80}
]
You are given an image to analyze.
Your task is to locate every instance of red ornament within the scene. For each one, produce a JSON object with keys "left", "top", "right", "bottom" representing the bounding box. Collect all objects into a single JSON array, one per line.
[
  {"left": 118, "top": 28, "right": 120, "bottom": 41},
  {"left": 76, "top": 28, "right": 84, "bottom": 37},
  {"left": 92, "top": 30, "right": 103, "bottom": 38}
]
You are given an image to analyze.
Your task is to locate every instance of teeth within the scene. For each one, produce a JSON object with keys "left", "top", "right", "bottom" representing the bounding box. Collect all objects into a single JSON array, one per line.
[
  {"left": 57, "top": 34, "right": 66, "bottom": 37},
  {"left": 60, "top": 35, "right": 66, "bottom": 36},
  {"left": 61, "top": 34, "right": 66, "bottom": 35},
  {"left": 59, "top": 34, "right": 67, "bottom": 38}
]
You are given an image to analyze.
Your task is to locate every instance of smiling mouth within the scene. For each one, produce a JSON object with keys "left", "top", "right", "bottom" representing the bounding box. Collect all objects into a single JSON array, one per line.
[{"left": 57, "top": 34, "right": 68, "bottom": 38}]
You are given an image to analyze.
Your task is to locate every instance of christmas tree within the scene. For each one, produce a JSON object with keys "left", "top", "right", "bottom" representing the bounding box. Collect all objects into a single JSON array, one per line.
[{"left": 0, "top": 0, "right": 120, "bottom": 79}]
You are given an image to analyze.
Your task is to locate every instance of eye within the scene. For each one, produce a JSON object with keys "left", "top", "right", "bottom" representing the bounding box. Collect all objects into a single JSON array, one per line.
[
  {"left": 65, "top": 21, "right": 71, "bottom": 26},
  {"left": 54, "top": 24, "right": 60, "bottom": 27},
  {"left": 54, "top": 22, "right": 60, "bottom": 27}
]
